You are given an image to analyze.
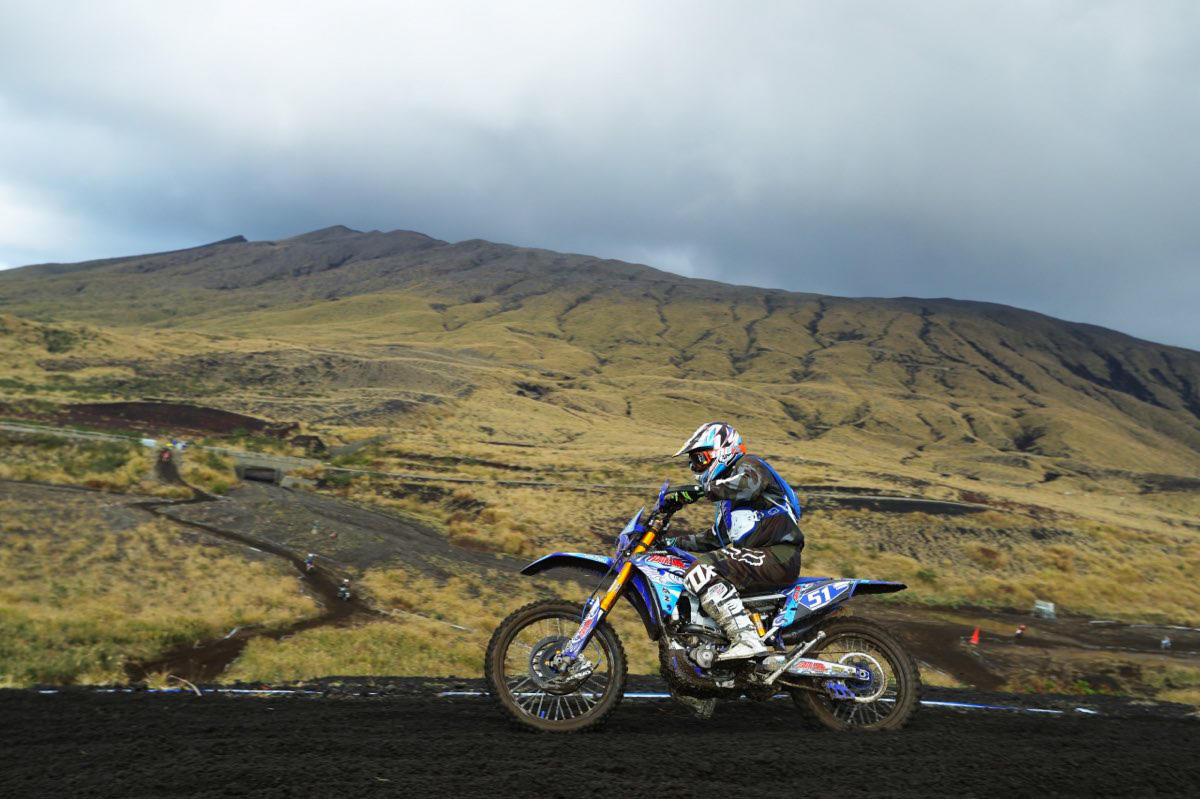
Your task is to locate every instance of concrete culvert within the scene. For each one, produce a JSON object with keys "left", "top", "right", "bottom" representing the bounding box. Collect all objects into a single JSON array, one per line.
[{"left": 236, "top": 465, "right": 284, "bottom": 484}]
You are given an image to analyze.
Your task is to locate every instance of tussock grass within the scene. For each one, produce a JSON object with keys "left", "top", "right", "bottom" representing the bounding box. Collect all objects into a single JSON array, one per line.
[
  {"left": 224, "top": 619, "right": 484, "bottom": 681},
  {"left": 0, "top": 497, "right": 317, "bottom": 685},
  {"left": 918, "top": 664, "right": 966, "bottom": 688},
  {"left": 0, "top": 432, "right": 155, "bottom": 492},
  {"left": 1158, "top": 687, "right": 1200, "bottom": 707},
  {"left": 222, "top": 561, "right": 663, "bottom": 684},
  {"left": 178, "top": 449, "right": 239, "bottom": 495}
]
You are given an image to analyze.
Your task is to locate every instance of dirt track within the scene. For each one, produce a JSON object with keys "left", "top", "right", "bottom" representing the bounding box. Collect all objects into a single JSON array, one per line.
[{"left": 2, "top": 681, "right": 1196, "bottom": 798}]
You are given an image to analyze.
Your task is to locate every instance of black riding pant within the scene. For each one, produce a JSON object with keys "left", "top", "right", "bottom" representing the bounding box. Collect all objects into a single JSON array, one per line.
[{"left": 693, "top": 542, "right": 803, "bottom": 593}]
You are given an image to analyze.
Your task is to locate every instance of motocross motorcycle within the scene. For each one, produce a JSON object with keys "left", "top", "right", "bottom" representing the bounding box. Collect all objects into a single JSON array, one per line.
[{"left": 485, "top": 482, "right": 921, "bottom": 732}]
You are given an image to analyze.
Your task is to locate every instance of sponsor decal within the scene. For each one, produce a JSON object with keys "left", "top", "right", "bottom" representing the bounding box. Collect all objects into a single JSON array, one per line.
[
  {"left": 791, "top": 660, "right": 827, "bottom": 672},
  {"left": 646, "top": 554, "right": 686, "bottom": 570},
  {"left": 653, "top": 571, "right": 684, "bottom": 586},
  {"left": 642, "top": 565, "right": 684, "bottom": 587},
  {"left": 724, "top": 546, "right": 766, "bottom": 566},
  {"left": 568, "top": 614, "right": 596, "bottom": 650},
  {"left": 684, "top": 563, "right": 719, "bottom": 594}
]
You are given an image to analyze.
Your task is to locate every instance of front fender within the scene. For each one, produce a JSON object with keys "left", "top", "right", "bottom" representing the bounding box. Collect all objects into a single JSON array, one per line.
[
  {"left": 520, "top": 552, "right": 612, "bottom": 577},
  {"left": 519, "top": 552, "right": 662, "bottom": 641}
]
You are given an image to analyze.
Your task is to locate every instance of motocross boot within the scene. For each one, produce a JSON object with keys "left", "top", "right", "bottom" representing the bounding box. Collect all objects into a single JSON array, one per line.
[{"left": 700, "top": 582, "right": 768, "bottom": 661}]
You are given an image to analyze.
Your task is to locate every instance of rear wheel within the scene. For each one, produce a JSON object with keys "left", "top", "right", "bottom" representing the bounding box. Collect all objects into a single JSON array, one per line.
[
  {"left": 485, "top": 599, "right": 627, "bottom": 733},
  {"left": 788, "top": 617, "right": 920, "bottom": 731}
]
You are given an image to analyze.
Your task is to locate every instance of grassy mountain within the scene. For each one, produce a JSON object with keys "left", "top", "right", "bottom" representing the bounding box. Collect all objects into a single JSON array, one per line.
[
  {"left": 3, "top": 225, "right": 1199, "bottom": 478},
  {"left": 3, "top": 226, "right": 1200, "bottom": 636}
]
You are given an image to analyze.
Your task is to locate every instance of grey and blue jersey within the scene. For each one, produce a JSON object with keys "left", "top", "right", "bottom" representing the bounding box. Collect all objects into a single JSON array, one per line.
[{"left": 672, "top": 455, "right": 804, "bottom": 551}]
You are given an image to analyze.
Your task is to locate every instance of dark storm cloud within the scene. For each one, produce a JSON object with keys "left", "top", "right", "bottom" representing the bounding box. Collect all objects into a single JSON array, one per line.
[{"left": 1, "top": 1, "right": 1197, "bottom": 348}]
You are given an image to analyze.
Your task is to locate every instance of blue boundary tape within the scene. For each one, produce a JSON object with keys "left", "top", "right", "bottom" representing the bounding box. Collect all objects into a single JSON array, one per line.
[
  {"left": 434, "top": 689, "right": 1101, "bottom": 715},
  {"left": 31, "top": 687, "right": 1102, "bottom": 715}
]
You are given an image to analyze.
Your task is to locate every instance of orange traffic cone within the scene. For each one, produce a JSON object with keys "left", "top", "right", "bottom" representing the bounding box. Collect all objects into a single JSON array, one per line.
[{"left": 969, "top": 626, "right": 981, "bottom": 646}]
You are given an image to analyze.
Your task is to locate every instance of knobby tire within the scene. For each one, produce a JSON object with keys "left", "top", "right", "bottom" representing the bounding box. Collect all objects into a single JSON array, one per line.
[
  {"left": 485, "top": 599, "right": 628, "bottom": 733},
  {"left": 789, "top": 616, "right": 921, "bottom": 732}
]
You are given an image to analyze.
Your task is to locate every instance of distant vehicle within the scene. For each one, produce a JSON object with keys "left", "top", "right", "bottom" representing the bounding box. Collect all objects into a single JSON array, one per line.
[{"left": 485, "top": 482, "right": 920, "bottom": 732}]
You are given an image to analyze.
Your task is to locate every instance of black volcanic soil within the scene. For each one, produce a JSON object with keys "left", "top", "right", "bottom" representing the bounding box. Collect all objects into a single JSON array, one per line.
[
  {"left": 1, "top": 680, "right": 1196, "bottom": 798},
  {"left": 65, "top": 401, "right": 291, "bottom": 437},
  {"left": 160, "top": 480, "right": 527, "bottom": 574}
]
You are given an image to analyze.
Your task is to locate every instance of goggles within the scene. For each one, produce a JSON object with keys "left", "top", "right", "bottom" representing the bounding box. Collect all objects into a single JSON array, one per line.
[{"left": 687, "top": 449, "right": 715, "bottom": 473}]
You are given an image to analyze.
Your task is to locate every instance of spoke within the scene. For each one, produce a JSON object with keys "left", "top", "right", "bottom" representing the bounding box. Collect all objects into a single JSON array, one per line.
[
  {"left": 516, "top": 690, "right": 542, "bottom": 714},
  {"left": 506, "top": 676, "right": 533, "bottom": 693},
  {"left": 579, "top": 673, "right": 605, "bottom": 694},
  {"left": 814, "top": 633, "right": 908, "bottom": 727},
  {"left": 498, "top": 610, "right": 622, "bottom": 723}
]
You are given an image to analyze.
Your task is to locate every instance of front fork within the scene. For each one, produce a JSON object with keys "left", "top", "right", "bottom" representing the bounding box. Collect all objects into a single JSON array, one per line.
[{"left": 559, "top": 524, "right": 660, "bottom": 661}]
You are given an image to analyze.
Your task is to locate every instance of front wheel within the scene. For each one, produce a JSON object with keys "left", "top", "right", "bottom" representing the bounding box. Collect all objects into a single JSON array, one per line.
[
  {"left": 484, "top": 599, "right": 627, "bottom": 732},
  {"left": 788, "top": 616, "right": 921, "bottom": 731}
]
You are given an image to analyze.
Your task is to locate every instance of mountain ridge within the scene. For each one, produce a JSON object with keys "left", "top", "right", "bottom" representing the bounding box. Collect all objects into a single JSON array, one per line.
[
  {"left": 2, "top": 227, "right": 1198, "bottom": 480},
  {"left": 3, "top": 226, "right": 1194, "bottom": 351}
]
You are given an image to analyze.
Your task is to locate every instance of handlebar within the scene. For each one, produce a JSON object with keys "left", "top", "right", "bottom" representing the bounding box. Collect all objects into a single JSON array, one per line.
[
  {"left": 615, "top": 482, "right": 678, "bottom": 559},
  {"left": 623, "top": 508, "right": 675, "bottom": 557}
]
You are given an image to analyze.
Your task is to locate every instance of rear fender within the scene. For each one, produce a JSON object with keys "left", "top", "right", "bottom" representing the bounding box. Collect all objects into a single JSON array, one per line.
[
  {"left": 519, "top": 552, "right": 662, "bottom": 641},
  {"left": 772, "top": 577, "right": 907, "bottom": 630}
]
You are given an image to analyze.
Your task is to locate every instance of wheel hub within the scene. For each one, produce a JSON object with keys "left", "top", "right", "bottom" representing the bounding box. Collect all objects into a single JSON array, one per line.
[
  {"left": 528, "top": 635, "right": 592, "bottom": 694},
  {"left": 837, "top": 651, "right": 887, "bottom": 703}
]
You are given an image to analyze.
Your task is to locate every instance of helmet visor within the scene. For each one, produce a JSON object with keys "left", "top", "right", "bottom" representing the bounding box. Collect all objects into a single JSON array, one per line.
[{"left": 687, "top": 449, "right": 714, "bottom": 474}]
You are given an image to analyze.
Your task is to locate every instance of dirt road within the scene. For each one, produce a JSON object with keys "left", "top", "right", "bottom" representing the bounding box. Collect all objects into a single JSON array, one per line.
[{"left": 2, "top": 680, "right": 1196, "bottom": 798}]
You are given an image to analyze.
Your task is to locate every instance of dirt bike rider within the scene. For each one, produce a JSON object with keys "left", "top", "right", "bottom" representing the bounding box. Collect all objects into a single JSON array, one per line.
[{"left": 660, "top": 422, "right": 805, "bottom": 661}]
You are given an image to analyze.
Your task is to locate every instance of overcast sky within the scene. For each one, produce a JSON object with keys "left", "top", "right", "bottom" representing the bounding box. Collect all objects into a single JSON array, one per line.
[{"left": 1, "top": 1, "right": 1197, "bottom": 349}]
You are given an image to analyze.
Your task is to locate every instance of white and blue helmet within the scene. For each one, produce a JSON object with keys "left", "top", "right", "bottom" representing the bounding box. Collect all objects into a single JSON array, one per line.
[{"left": 674, "top": 422, "right": 746, "bottom": 486}]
